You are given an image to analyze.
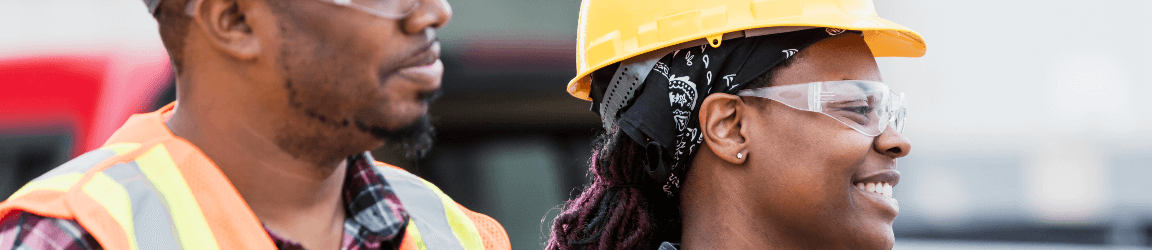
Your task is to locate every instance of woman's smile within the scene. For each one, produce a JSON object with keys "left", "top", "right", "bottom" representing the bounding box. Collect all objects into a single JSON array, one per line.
[{"left": 853, "top": 170, "right": 901, "bottom": 216}]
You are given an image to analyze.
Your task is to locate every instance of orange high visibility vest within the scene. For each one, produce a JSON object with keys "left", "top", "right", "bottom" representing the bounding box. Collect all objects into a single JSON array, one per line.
[{"left": 0, "top": 103, "right": 510, "bottom": 250}]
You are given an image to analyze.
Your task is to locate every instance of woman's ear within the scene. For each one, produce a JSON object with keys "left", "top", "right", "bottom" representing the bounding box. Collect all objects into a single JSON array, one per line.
[{"left": 699, "top": 94, "right": 748, "bottom": 165}]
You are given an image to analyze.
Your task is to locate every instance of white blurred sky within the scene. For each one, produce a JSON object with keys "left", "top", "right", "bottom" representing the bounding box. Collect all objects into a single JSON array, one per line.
[
  {"left": 870, "top": 0, "right": 1152, "bottom": 231},
  {"left": 874, "top": 0, "right": 1152, "bottom": 154},
  {"left": 0, "top": 0, "right": 163, "bottom": 58}
]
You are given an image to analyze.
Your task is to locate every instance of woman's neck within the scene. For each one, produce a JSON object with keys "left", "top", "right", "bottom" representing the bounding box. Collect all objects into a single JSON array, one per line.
[
  {"left": 680, "top": 158, "right": 814, "bottom": 249},
  {"left": 681, "top": 181, "right": 780, "bottom": 249}
]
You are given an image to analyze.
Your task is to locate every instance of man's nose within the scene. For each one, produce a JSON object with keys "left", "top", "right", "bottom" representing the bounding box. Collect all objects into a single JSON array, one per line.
[{"left": 402, "top": 0, "right": 452, "bottom": 34}]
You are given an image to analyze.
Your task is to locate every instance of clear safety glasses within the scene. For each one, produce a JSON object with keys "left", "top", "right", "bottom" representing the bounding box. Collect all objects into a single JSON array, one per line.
[
  {"left": 319, "top": 0, "right": 426, "bottom": 19},
  {"left": 184, "top": 0, "right": 429, "bottom": 19},
  {"left": 737, "top": 80, "right": 906, "bottom": 137}
]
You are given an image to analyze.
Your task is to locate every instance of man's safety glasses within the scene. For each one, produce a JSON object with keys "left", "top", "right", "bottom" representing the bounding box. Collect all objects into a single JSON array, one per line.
[
  {"left": 320, "top": 0, "right": 427, "bottom": 19},
  {"left": 185, "top": 0, "right": 431, "bottom": 19},
  {"left": 737, "top": 80, "right": 906, "bottom": 137}
]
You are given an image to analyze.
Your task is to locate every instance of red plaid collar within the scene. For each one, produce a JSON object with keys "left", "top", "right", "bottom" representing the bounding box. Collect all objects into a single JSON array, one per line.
[{"left": 266, "top": 152, "right": 410, "bottom": 250}]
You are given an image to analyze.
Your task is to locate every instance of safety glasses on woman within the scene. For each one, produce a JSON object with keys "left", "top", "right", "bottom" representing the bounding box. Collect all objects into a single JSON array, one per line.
[{"left": 737, "top": 80, "right": 906, "bottom": 137}]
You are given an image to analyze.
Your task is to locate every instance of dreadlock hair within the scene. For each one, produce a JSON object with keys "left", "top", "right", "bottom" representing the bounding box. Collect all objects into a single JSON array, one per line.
[{"left": 546, "top": 128, "right": 682, "bottom": 250}]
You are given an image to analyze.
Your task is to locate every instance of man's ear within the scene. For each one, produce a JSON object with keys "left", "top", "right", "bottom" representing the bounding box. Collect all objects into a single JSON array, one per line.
[
  {"left": 699, "top": 94, "right": 748, "bottom": 165},
  {"left": 191, "top": 0, "right": 260, "bottom": 60}
]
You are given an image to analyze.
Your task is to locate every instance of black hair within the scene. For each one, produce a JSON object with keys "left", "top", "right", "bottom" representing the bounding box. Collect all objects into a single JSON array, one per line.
[
  {"left": 153, "top": 0, "right": 193, "bottom": 72},
  {"left": 546, "top": 128, "right": 680, "bottom": 250}
]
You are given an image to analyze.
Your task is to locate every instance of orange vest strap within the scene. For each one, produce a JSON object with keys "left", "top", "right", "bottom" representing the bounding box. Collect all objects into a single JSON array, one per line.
[
  {"left": 399, "top": 228, "right": 421, "bottom": 250},
  {"left": 102, "top": 102, "right": 178, "bottom": 147},
  {"left": 0, "top": 138, "right": 277, "bottom": 250},
  {"left": 460, "top": 204, "right": 511, "bottom": 250},
  {"left": 160, "top": 141, "right": 277, "bottom": 250},
  {"left": 68, "top": 189, "right": 134, "bottom": 250},
  {"left": 0, "top": 190, "right": 72, "bottom": 220}
]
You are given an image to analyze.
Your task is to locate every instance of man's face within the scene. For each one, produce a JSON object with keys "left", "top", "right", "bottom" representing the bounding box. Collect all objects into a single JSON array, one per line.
[{"left": 261, "top": 0, "right": 451, "bottom": 159}]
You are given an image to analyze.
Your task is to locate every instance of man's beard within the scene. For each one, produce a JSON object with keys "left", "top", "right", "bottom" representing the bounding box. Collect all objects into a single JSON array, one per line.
[
  {"left": 272, "top": 18, "right": 440, "bottom": 162},
  {"left": 356, "top": 115, "right": 436, "bottom": 160}
]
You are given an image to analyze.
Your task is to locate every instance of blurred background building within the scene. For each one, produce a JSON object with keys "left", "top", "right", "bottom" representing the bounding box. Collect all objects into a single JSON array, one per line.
[{"left": 1, "top": 0, "right": 1150, "bottom": 249}]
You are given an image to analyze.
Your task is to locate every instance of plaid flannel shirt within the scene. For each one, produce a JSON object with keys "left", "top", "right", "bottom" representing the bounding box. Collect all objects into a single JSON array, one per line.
[{"left": 0, "top": 152, "right": 409, "bottom": 250}]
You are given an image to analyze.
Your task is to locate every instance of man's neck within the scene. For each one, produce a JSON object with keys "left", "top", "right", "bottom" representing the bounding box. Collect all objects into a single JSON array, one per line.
[{"left": 166, "top": 76, "right": 349, "bottom": 249}]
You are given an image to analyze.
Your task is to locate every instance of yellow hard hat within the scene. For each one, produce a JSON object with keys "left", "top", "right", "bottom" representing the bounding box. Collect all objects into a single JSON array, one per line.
[{"left": 567, "top": 0, "right": 927, "bottom": 101}]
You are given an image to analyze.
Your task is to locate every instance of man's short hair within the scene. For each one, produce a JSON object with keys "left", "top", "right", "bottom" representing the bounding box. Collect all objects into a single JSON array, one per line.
[{"left": 153, "top": 0, "right": 192, "bottom": 72}]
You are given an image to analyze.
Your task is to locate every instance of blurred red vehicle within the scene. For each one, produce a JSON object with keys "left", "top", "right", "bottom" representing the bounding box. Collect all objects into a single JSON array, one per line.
[
  {"left": 0, "top": 55, "right": 173, "bottom": 153},
  {"left": 0, "top": 1, "right": 173, "bottom": 197}
]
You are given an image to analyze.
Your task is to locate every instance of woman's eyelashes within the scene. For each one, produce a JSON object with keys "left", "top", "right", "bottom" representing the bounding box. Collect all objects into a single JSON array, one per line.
[
  {"left": 842, "top": 106, "right": 873, "bottom": 116},
  {"left": 827, "top": 101, "right": 874, "bottom": 125}
]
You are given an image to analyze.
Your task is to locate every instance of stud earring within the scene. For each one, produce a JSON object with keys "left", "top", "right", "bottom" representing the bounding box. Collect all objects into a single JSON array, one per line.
[{"left": 736, "top": 153, "right": 743, "bottom": 159}]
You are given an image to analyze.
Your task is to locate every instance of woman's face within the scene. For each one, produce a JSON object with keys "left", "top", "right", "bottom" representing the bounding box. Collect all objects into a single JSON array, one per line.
[{"left": 740, "top": 34, "right": 912, "bottom": 249}]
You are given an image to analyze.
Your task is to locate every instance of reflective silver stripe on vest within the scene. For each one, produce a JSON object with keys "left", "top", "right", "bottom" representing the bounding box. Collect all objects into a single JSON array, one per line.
[
  {"left": 101, "top": 161, "right": 183, "bottom": 250},
  {"left": 30, "top": 149, "right": 117, "bottom": 182},
  {"left": 378, "top": 167, "right": 465, "bottom": 250},
  {"left": 29, "top": 143, "right": 141, "bottom": 182}
]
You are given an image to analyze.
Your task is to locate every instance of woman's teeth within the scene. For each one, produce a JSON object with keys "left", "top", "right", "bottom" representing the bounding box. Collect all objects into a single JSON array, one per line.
[
  {"left": 856, "top": 182, "right": 894, "bottom": 198},
  {"left": 856, "top": 182, "right": 900, "bottom": 208}
]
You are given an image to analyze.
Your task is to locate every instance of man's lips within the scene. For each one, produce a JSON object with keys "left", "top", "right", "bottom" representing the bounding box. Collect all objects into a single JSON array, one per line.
[
  {"left": 396, "top": 59, "right": 443, "bottom": 83},
  {"left": 394, "top": 41, "right": 443, "bottom": 84},
  {"left": 402, "top": 40, "right": 441, "bottom": 68}
]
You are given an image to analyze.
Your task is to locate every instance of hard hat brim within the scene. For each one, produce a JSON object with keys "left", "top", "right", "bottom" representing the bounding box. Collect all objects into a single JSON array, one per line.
[{"left": 567, "top": 15, "right": 926, "bottom": 101}]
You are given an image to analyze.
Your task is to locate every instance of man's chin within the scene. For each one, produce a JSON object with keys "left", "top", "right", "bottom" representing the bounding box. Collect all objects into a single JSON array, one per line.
[{"left": 355, "top": 115, "right": 436, "bottom": 159}]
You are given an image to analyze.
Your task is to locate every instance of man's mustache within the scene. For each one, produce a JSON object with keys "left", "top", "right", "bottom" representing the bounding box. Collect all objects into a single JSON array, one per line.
[{"left": 419, "top": 89, "right": 443, "bottom": 104}]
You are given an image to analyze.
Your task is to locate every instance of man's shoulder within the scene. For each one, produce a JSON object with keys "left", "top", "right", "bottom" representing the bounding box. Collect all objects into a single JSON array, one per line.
[
  {"left": 0, "top": 143, "right": 150, "bottom": 250},
  {"left": 369, "top": 161, "right": 450, "bottom": 200},
  {"left": 454, "top": 203, "right": 511, "bottom": 250},
  {"left": 17, "top": 105, "right": 176, "bottom": 189},
  {"left": 371, "top": 161, "right": 413, "bottom": 175},
  {"left": 369, "top": 161, "right": 456, "bottom": 200},
  {"left": 5, "top": 143, "right": 144, "bottom": 202},
  {"left": 369, "top": 161, "right": 511, "bottom": 250}
]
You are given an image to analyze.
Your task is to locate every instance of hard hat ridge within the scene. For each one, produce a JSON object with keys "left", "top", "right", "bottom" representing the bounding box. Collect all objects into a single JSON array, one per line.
[{"left": 568, "top": 0, "right": 928, "bottom": 101}]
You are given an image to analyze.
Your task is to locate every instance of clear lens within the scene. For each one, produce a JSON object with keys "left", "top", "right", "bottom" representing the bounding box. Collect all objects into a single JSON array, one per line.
[
  {"left": 186, "top": 0, "right": 422, "bottom": 19},
  {"left": 326, "top": 0, "right": 421, "bottom": 19},
  {"left": 737, "top": 80, "right": 906, "bottom": 137},
  {"left": 187, "top": 0, "right": 428, "bottom": 19}
]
